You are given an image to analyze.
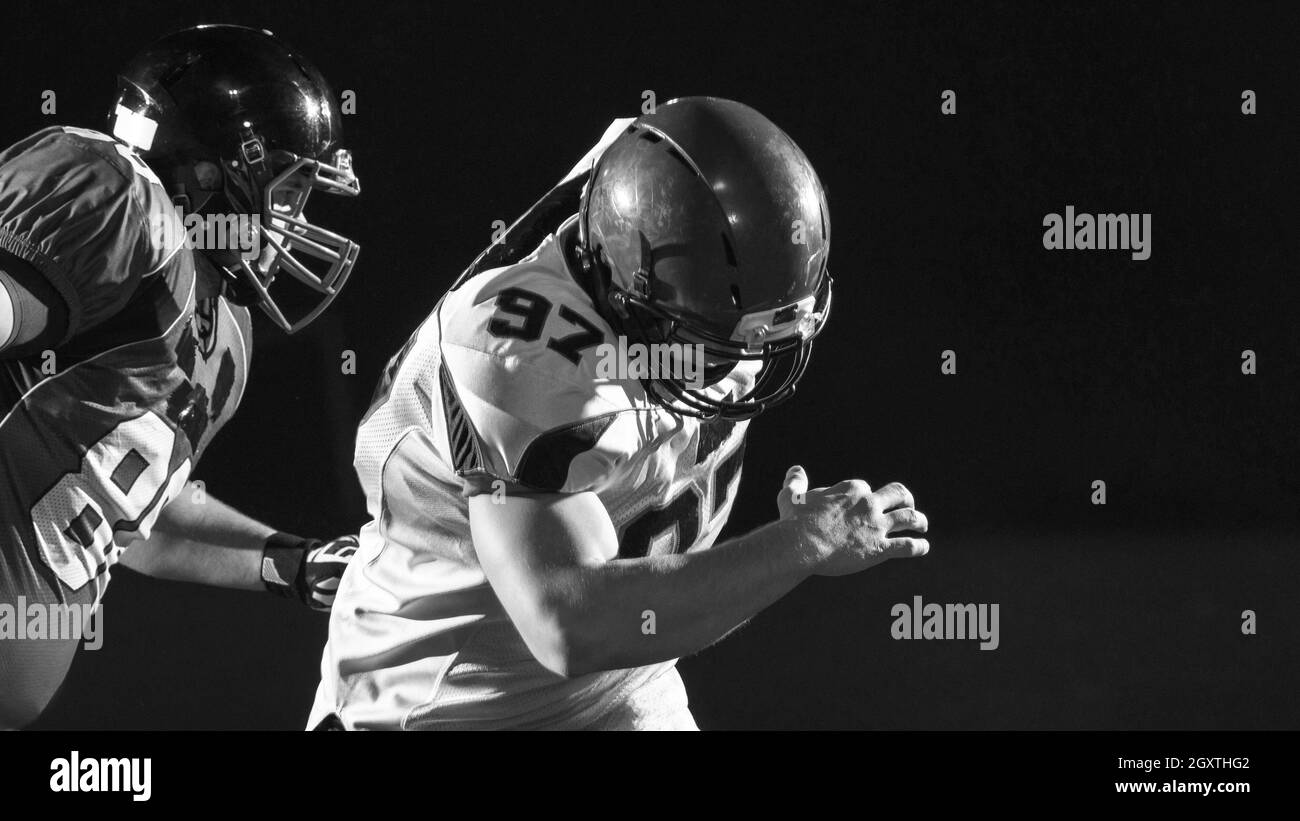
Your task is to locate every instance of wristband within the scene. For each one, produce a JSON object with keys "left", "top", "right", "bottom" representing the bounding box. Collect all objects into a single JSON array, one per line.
[{"left": 260, "top": 531, "right": 317, "bottom": 603}]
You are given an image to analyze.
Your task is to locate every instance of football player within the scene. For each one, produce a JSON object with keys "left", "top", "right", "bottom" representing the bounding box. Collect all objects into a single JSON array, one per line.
[
  {"left": 0, "top": 25, "right": 360, "bottom": 729},
  {"left": 310, "top": 98, "right": 929, "bottom": 730}
]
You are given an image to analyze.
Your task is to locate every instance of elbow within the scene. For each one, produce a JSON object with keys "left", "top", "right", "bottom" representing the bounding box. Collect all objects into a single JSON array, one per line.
[
  {"left": 523, "top": 604, "right": 608, "bottom": 679},
  {"left": 535, "top": 641, "right": 600, "bottom": 680}
]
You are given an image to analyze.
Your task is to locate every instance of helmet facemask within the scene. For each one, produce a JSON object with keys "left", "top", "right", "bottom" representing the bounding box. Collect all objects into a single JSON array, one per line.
[
  {"left": 223, "top": 136, "right": 361, "bottom": 333},
  {"left": 108, "top": 25, "right": 362, "bottom": 334},
  {"left": 602, "top": 252, "right": 834, "bottom": 421}
]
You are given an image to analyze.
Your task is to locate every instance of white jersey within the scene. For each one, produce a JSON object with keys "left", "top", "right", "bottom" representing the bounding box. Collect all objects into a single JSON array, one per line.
[{"left": 310, "top": 217, "right": 750, "bottom": 730}]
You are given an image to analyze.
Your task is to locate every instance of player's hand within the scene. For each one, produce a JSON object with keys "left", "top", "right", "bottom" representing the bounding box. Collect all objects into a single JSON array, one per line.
[
  {"left": 776, "top": 466, "right": 929, "bottom": 576},
  {"left": 301, "top": 535, "right": 359, "bottom": 611},
  {"left": 262, "top": 532, "right": 359, "bottom": 611}
]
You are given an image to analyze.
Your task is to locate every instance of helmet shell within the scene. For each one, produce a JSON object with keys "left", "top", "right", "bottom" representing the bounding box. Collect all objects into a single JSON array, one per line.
[
  {"left": 111, "top": 24, "right": 345, "bottom": 167},
  {"left": 582, "top": 97, "right": 830, "bottom": 341}
]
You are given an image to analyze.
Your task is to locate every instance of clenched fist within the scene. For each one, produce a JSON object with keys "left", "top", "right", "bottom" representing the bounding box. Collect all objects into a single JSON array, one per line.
[{"left": 776, "top": 466, "right": 929, "bottom": 576}]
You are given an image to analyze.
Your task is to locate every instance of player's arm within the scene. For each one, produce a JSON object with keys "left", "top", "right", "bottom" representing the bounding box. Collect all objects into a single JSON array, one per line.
[
  {"left": 0, "top": 250, "right": 67, "bottom": 358},
  {"left": 118, "top": 490, "right": 357, "bottom": 611},
  {"left": 470, "top": 467, "right": 929, "bottom": 677}
]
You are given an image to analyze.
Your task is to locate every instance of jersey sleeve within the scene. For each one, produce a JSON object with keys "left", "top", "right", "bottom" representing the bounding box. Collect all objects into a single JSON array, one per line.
[
  {"left": 0, "top": 251, "right": 67, "bottom": 355},
  {"left": 0, "top": 127, "right": 182, "bottom": 343}
]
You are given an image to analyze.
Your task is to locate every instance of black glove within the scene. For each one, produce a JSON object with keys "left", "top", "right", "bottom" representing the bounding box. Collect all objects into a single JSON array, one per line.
[{"left": 261, "top": 532, "right": 359, "bottom": 612}]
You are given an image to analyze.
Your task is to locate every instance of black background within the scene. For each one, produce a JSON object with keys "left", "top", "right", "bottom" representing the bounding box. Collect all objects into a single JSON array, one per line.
[{"left": 2, "top": 0, "right": 1296, "bottom": 729}]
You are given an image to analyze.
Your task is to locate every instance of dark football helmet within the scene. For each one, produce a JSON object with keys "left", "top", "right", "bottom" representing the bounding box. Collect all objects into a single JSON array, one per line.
[
  {"left": 577, "top": 97, "right": 832, "bottom": 419},
  {"left": 108, "top": 24, "right": 360, "bottom": 333}
]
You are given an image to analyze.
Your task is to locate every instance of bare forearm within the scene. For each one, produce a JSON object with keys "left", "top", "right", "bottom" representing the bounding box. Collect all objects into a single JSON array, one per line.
[
  {"left": 477, "top": 470, "right": 929, "bottom": 678},
  {"left": 119, "top": 488, "right": 274, "bottom": 589},
  {"left": 565, "top": 519, "right": 819, "bottom": 672}
]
